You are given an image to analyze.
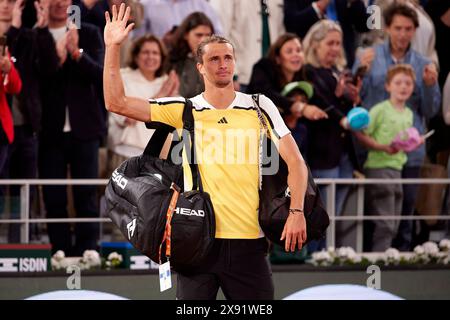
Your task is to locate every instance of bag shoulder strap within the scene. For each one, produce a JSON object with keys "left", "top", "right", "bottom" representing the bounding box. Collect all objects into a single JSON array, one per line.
[
  {"left": 252, "top": 93, "right": 271, "bottom": 191},
  {"left": 252, "top": 94, "right": 272, "bottom": 139},
  {"left": 181, "top": 98, "right": 203, "bottom": 192}
]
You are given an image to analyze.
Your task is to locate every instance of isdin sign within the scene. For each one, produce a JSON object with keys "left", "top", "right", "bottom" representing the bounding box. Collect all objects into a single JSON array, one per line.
[{"left": 0, "top": 244, "right": 51, "bottom": 272}]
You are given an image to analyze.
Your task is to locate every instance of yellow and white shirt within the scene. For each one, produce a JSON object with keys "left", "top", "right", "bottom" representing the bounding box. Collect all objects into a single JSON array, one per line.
[{"left": 149, "top": 92, "right": 290, "bottom": 239}]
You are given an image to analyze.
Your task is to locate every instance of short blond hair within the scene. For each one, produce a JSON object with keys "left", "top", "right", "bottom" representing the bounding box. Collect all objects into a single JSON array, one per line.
[
  {"left": 386, "top": 64, "right": 416, "bottom": 84},
  {"left": 302, "top": 20, "right": 347, "bottom": 70},
  {"left": 196, "top": 35, "right": 234, "bottom": 64}
]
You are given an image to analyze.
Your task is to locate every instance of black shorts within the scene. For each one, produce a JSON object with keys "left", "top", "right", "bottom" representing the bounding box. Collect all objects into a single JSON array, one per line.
[{"left": 176, "top": 238, "right": 274, "bottom": 300}]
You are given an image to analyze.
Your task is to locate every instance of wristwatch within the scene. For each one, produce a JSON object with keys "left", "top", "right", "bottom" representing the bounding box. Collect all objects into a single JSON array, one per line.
[
  {"left": 71, "top": 48, "right": 84, "bottom": 61},
  {"left": 289, "top": 208, "right": 304, "bottom": 215}
]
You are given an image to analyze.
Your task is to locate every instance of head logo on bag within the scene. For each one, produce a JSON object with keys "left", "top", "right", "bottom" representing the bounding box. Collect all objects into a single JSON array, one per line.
[
  {"left": 127, "top": 218, "right": 136, "bottom": 239},
  {"left": 112, "top": 169, "right": 128, "bottom": 190},
  {"left": 174, "top": 207, "right": 205, "bottom": 217}
]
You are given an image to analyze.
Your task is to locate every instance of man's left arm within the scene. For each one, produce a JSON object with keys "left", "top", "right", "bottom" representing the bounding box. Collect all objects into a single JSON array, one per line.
[{"left": 278, "top": 133, "right": 308, "bottom": 252}]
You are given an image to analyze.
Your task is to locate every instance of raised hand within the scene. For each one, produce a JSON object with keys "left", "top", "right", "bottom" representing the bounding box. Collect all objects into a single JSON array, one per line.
[
  {"left": 12, "top": 0, "right": 25, "bottom": 29},
  {"left": 336, "top": 72, "right": 361, "bottom": 104},
  {"left": 0, "top": 47, "right": 12, "bottom": 74},
  {"left": 104, "top": 4, "right": 135, "bottom": 47},
  {"left": 34, "top": 0, "right": 50, "bottom": 29},
  {"left": 344, "top": 82, "right": 361, "bottom": 105},
  {"left": 155, "top": 70, "right": 180, "bottom": 98},
  {"left": 335, "top": 73, "right": 347, "bottom": 98},
  {"left": 423, "top": 63, "right": 438, "bottom": 87},
  {"left": 56, "top": 34, "right": 68, "bottom": 66},
  {"left": 66, "top": 26, "right": 79, "bottom": 55},
  {"left": 167, "top": 70, "right": 180, "bottom": 96},
  {"left": 359, "top": 48, "right": 375, "bottom": 72}
]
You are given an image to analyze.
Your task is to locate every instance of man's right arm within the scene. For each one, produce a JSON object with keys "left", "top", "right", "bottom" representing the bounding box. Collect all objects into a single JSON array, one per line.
[
  {"left": 104, "top": 43, "right": 151, "bottom": 122},
  {"left": 103, "top": 4, "right": 150, "bottom": 122}
]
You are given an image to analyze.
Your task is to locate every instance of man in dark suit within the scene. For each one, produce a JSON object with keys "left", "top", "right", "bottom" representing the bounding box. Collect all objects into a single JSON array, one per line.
[
  {"left": 2, "top": 0, "right": 59, "bottom": 243},
  {"left": 39, "top": 0, "right": 105, "bottom": 255},
  {"left": 284, "top": 0, "right": 370, "bottom": 66}
]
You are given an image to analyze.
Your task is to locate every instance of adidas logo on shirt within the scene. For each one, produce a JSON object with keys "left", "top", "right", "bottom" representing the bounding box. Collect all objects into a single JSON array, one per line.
[{"left": 218, "top": 117, "right": 228, "bottom": 124}]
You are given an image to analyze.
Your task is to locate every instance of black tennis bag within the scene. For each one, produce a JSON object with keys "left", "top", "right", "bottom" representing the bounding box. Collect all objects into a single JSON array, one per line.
[
  {"left": 253, "top": 94, "right": 329, "bottom": 246},
  {"left": 105, "top": 99, "right": 215, "bottom": 270}
]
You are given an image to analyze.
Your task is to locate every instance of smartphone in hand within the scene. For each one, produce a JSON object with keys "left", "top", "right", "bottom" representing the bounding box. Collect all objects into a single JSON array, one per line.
[
  {"left": 353, "top": 65, "right": 368, "bottom": 84},
  {"left": 341, "top": 69, "right": 354, "bottom": 84}
]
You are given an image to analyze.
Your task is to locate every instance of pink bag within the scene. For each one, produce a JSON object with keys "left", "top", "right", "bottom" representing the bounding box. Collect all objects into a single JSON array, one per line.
[{"left": 390, "top": 127, "right": 422, "bottom": 152}]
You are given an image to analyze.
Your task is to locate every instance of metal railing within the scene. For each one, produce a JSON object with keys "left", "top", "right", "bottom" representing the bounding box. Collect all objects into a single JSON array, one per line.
[
  {"left": 0, "top": 179, "right": 109, "bottom": 243},
  {"left": 318, "top": 178, "right": 450, "bottom": 251},
  {"left": 0, "top": 178, "right": 449, "bottom": 251}
]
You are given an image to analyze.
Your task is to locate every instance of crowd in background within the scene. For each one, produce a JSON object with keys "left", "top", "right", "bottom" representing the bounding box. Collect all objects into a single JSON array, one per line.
[{"left": 0, "top": 0, "right": 448, "bottom": 257}]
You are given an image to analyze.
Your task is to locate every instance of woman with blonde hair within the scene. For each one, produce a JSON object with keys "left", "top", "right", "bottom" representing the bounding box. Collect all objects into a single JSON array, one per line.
[
  {"left": 301, "top": 20, "right": 362, "bottom": 251},
  {"left": 303, "top": 20, "right": 348, "bottom": 72}
]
